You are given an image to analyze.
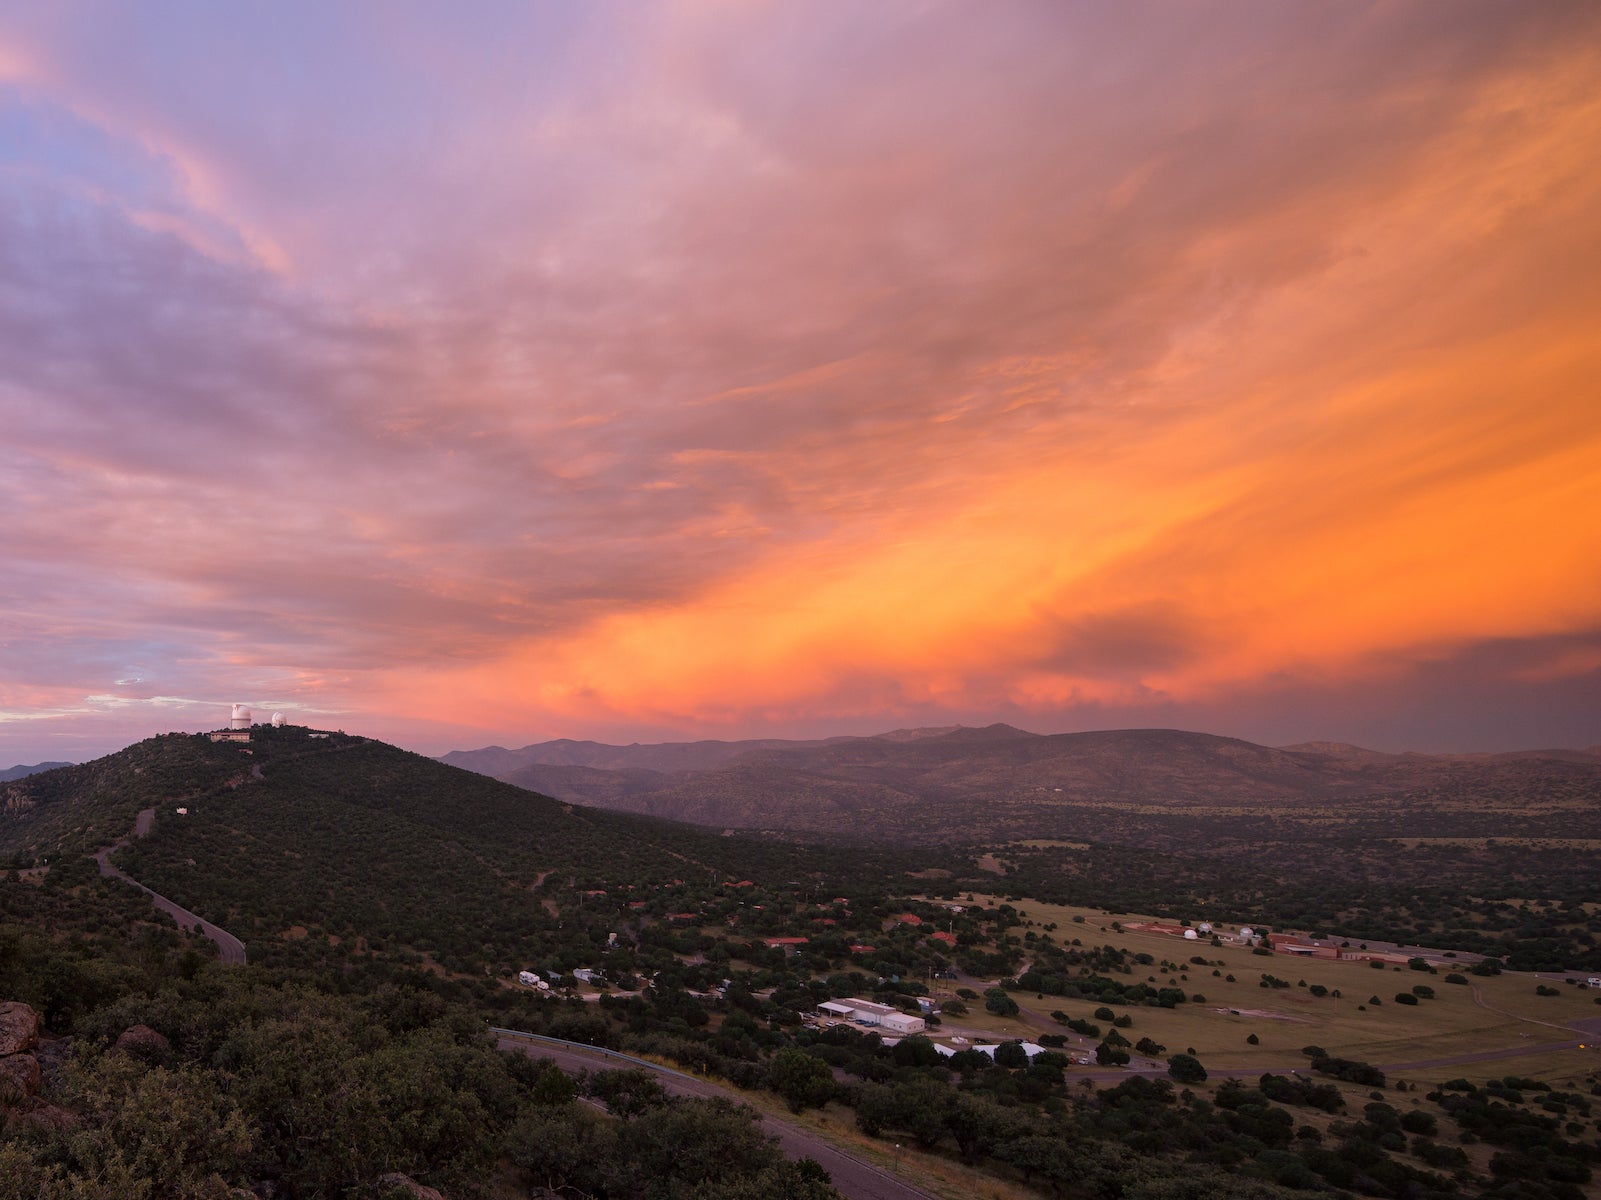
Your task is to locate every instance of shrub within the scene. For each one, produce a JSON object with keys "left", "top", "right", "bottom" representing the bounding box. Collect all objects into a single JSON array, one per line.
[
  {"left": 1167, "top": 1053, "right": 1207, "bottom": 1083},
  {"left": 1095, "top": 1041, "right": 1130, "bottom": 1067},
  {"left": 984, "top": 987, "right": 1020, "bottom": 1016},
  {"left": 1394, "top": 993, "right": 1419, "bottom": 1006},
  {"left": 1400, "top": 1110, "right": 1437, "bottom": 1135}
]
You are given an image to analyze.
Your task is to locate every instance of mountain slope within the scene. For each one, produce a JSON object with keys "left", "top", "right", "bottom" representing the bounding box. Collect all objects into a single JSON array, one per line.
[
  {"left": 444, "top": 725, "right": 1601, "bottom": 843},
  {"left": 0, "top": 761, "right": 74, "bottom": 783},
  {"left": 1, "top": 723, "right": 925, "bottom": 978}
]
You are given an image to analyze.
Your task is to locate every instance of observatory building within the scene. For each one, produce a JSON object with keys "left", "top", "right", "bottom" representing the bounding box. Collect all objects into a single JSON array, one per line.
[{"left": 208, "top": 704, "right": 253, "bottom": 743}]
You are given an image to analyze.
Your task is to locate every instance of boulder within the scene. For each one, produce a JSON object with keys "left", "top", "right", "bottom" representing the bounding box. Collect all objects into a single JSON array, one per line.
[
  {"left": 0, "top": 1001, "right": 41, "bottom": 1056},
  {"left": 114, "top": 1024, "right": 173, "bottom": 1066},
  {"left": 375, "top": 1174, "right": 446, "bottom": 1200},
  {"left": 0, "top": 1052, "right": 41, "bottom": 1101},
  {"left": 16, "top": 1103, "right": 80, "bottom": 1134}
]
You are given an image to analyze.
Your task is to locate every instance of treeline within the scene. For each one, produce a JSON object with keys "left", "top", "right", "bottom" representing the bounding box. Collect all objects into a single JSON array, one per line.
[{"left": 972, "top": 837, "right": 1601, "bottom": 971}]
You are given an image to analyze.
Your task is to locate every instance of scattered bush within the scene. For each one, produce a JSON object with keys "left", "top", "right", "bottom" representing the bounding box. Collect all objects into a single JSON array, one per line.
[{"left": 1167, "top": 1053, "right": 1207, "bottom": 1083}]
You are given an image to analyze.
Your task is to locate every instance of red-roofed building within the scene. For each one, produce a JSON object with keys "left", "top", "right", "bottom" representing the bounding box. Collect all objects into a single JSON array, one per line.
[
  {"left": 895, "top": 913, "right": 924, "bottom": 926},
  {"left": 850, "top": 944, "right": 876, "bottom": 954},
  {"left": 930, "top": 931, "right": 957, "bottom": 945}
]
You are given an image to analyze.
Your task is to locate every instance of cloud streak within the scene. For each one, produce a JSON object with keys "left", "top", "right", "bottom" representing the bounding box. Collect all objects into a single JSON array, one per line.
[{"left": 2, "top": 2, "right": 1599, "bottom": 761}]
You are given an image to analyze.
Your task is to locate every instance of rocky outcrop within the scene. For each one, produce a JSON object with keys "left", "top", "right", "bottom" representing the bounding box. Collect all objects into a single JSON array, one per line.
[
  {"left": 0, "top": 1001, "right": 41, "bottom": 1056},
  {"left": 0, "top": 1002, "right": 43, "bottom": 1107},
  {"left": 375, "top": 1175, "right": 446, "bottom": 1200},
  {"left": 0, "top": 1052, "right": 41, "bottom": 1098},
  {"left": 14, "top": 1102, "right": 79, "bottom": 1134}
]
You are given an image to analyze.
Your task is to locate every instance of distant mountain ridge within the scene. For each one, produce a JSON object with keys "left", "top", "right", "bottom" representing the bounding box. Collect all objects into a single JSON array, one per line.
[
  {"left": 0, "top": 761, "right": 73, "bottom": 783},
  {"left": 440, "top": 725, "right": 1601, "bottom": 842}
]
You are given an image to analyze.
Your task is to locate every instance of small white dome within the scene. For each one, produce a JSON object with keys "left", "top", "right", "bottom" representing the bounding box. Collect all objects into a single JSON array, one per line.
[
  {"left": 1183, "top": 928, "right": 1199, "bottom": 940},
  {"left": 271, "top": 712, "right": 285, "bottom": 727}
]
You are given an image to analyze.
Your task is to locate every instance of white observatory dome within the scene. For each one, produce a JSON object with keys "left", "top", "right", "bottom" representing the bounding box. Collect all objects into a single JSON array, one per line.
[
  {"left": 1198, "top": 922, "right": 1213, "bottom": 934},
  {"left": 1183, "top": 928, "right": 1199, "bottom": 940},
  {"left": 230, "top": 704, "right": 251, "bottom": 730},
  {"left": 1239, "top": 926, "right": 1255, "bottom": 941},
  {"left": 271, "top": 712, "right": 285, "bottom": 728}
]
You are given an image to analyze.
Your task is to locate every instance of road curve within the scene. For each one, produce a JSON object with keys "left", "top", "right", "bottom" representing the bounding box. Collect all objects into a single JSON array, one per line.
[
  {"left": 91, "top": 807, "right": 247, "bottom": 965},
  {"left": 493, "top": 1029, "right": 937, "bottom": 1200}
]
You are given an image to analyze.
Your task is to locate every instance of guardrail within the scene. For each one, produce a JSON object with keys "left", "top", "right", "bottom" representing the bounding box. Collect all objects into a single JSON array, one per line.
[{"left": 487, "top": 1027, "right": 702, "bottom": 1082}]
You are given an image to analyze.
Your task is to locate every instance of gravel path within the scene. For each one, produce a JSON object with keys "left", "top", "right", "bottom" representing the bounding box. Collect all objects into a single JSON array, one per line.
[
  {"left": 91, "top": 807, "right": 247, "bottom": 965},
  {"left": 494, "top": 1029, "right": 938, "bottom": 1200}
]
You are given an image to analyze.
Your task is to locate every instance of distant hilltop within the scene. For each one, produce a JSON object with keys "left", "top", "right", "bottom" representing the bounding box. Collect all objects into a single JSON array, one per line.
[
  {"left": 0, "top": 762, "right": 74, "bottom": 784},
  {"left": 439, "top": 725, "right": 1601, "bottom": 844}
]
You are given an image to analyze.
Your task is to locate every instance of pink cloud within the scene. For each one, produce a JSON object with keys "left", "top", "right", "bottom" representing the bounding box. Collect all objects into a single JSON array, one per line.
[{"left": 2, "top": 3, "right": 1599, "bottom": 763}]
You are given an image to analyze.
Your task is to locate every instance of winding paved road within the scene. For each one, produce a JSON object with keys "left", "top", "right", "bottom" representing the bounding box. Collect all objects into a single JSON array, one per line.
[
  {"left": 92, "top": 807, "right": 247, "bottom": 965},
  {"left": 493, "top": 1029, "right": 937, "bottom": 1200}
]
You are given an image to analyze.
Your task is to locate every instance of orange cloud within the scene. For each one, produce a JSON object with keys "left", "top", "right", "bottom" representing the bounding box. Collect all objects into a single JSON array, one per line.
[{"left": 393, "top": 42, "right": 1601, "bottom": 737}]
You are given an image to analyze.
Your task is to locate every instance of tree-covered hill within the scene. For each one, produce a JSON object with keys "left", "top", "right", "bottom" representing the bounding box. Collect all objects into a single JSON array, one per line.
[
  {"left": 1, "top": 735, "right": 248, "bottom": 861},
  {"left": 5, "top": 724, "right": 931, "bottom": 979}
]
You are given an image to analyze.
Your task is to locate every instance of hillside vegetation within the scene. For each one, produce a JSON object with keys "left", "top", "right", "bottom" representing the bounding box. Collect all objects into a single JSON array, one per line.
[{"left": 3, "top": 726, "right": 1600, "bottom": 1200}]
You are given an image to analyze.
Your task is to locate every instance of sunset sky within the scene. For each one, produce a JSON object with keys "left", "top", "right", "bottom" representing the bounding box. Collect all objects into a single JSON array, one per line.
[{"left": 3, "top": 2, "right": 1600, "bottom": 765}]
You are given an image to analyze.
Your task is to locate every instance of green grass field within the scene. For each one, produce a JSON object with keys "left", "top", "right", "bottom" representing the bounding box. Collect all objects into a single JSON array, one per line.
[{"left": 944, "top": 894, "right": 1601, "bottom": 1086}]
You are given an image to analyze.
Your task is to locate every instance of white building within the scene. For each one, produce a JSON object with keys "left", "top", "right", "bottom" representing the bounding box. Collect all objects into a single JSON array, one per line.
[
  {"left": 935, "top": 1042, "right": 1047, "bottom": 1061},
  {"left": 818, "top": 997, "right": 925, "bottom": 1034}
]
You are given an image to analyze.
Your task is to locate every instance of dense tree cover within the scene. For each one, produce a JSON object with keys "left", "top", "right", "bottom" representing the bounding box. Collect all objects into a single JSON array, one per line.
[
  {"left": 0, "top": 734, "right": 246, "bottom": 862},
  {"left": 974, "top": 831, "right": 1601, "bottom": 970},
  {"left": 509, "top": 1082, "right": 839, "bottom": 1200},
  {"left": 59, "top": 729, "right": 937, "bottom": 982},
  {"left": 0, "top": 928, "right": 843, "bottom": 1199}
]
